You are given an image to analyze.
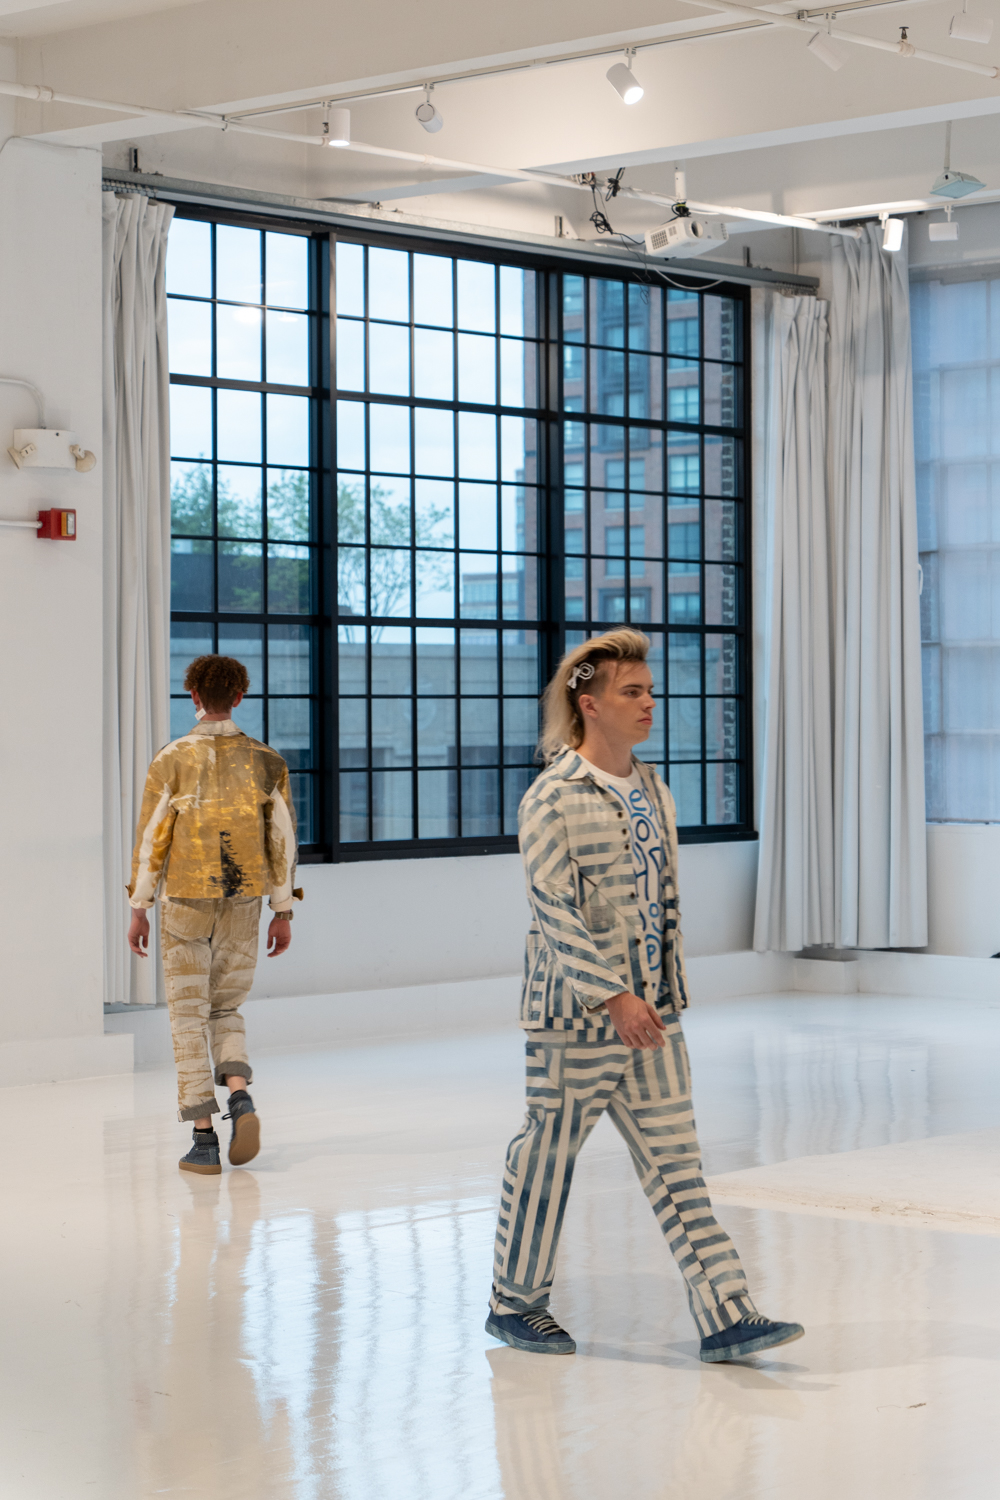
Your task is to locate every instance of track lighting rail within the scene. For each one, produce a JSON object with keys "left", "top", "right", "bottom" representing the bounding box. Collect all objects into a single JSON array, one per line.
[
  {"left": 4, "top": 74, "right": 861, "bottom": 238},
  {"left": 677, "top": 0, "right": 999, "bottom": 75},
  {"left": 217, "top": 0, "right": 978, "bottom": 122}
]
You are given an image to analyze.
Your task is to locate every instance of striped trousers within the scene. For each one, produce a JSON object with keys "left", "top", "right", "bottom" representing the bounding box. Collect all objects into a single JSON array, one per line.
[{"left": 491, "top": 1022, "right": 757, "bottom": 1338}]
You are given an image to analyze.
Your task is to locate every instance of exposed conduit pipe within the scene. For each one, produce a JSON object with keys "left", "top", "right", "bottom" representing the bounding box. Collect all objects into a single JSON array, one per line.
[
  {"left": 0, "top": 375, "right": 46, "bottom": 426},
  {"left": 676, "top": 0, "right": 999, "bottom": 76},
  {"left": 615, "top": 185, "right": 862, "bottom": 236},
  {"left": 0, "top": 77, "right": 863, "bottom": 237}
]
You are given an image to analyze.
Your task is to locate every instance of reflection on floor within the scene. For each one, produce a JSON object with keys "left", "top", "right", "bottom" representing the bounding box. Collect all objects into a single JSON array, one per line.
[{"left": 6, "top": 994, "right": 1000, "bottom": 1499}]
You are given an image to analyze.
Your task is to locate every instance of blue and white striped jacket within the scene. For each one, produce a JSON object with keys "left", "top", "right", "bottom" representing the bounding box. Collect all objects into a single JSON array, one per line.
[{"left": 518, "top": 748, "right": 690, "bottom": 1036}]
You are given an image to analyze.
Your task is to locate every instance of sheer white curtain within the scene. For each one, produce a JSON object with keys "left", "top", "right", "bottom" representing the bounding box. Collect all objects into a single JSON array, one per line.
[
  {"left": 753, "top": 292, "right": 836, "bottom": 952},
  {"left": 829, "top": 223, "right": 927, "bottom": 949},
  {"left": 102, "top": 192, "right": 175, "bottom": 1006}
]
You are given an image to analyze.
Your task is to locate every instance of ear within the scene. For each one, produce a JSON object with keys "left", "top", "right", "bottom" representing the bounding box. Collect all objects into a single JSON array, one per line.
[
  {"left": 577, "top": 691, "right": 599, "bottom": 720},
  {"left": 231, "top": 691, "right": 244, "bottom": 710},
  {"left": 190, "top": 690, "right": 202, "bottom": 710}
]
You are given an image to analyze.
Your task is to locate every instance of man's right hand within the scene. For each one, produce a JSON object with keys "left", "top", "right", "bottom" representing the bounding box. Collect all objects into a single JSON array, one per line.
[
  {"left": 605, "top": 992, "right": 668, "bottom": 1050},
  {"left": 128, "top": 909, "right": 150, "bottom": 957}
]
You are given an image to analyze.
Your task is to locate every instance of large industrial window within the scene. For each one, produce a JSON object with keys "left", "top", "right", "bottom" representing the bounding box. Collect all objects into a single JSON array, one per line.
[
  {"left": 561, "top": 275, "right": 747, "bottom": 827},
  {"left": 166, "top": 216, "right": 323, "bottom": 846},
  {"left": 334, "top": 244, "right": 542, "bottom": 845},
  {"left": 167, "top": 208, "right": 751, "bottom": 858},
  {"left": 913, "top": 265, "right": 1000, "bottom": 820}
]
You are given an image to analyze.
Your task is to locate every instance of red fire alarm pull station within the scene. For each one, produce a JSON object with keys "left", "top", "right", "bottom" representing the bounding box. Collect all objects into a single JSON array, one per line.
[{"left": 36, "top": 508, "right": 76, "bottom": 540}]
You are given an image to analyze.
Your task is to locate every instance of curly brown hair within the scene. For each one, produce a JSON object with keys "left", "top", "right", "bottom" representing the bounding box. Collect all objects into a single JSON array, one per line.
[{"left": 183, "top": 655, "right": 250, "bottom": 713}]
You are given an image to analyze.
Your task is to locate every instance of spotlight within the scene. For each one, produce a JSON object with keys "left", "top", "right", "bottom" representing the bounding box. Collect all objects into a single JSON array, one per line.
[
  {"left": 807, "top": 30, "right": 846, "bottom": 69},
  {"left": 881, "top": 216, "right": 904, "bottom": 252},
  {"left": 416, "top": 87, "right": 444, "bottom": 134},
  {"left": 949, "top": 2, "right": 993, "bottom": 42},
  {"left": 606, "top": 53, "right": 644, "bottom": 105},
  {"left": 322, "top": 106, "right": 350, "bottom": 148},
  {"left": 929, "top": 205, "right": 959, "bottom": 241}
]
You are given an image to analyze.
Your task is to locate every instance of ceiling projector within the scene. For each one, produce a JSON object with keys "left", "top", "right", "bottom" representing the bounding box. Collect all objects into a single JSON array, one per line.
[
  {"left": 644, "top": 217, "right": 729, "bottom": 257},
  {"left": 930, "top": 168, "right": 985, "bottom": 199}
]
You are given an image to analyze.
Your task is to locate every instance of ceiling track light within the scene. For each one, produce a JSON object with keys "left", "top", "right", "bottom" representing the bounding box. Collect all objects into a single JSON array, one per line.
[
  {"left": 929, "top": 203, "right": 959, "bottom": 241},
  {"left": 416, "top": 85, "right": 444, "bottom": 133},
  {"left": 606, "top": 50, "right": 644, "bottom": 105},
  {"left": 321, "top": 104, "right": 350, "bottom": 147},
  {"left": 949, "top": 0, "right": 993, "bottom": 43},
  {"left": 880, "top": 212, "right": 904, "bottom": 252},
  {"left": 807, "top": 16, "right": 846, "bottom": 70}
]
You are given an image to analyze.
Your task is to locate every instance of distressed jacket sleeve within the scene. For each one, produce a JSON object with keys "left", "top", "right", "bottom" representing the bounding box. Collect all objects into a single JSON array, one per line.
[
  {"left": 127, "top": 755, "right": 177, "bottom": 908},
  {"left": 519, "top": 787, "right": 629, "bottom": 1011},
  {"left": 263, "top": 760, "right": 298, "bottom": 912}
]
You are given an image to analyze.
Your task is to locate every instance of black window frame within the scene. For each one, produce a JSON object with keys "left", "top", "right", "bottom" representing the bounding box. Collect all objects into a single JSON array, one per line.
[{"left": 166, "top": 203, "right": 754, "bottom": 862}]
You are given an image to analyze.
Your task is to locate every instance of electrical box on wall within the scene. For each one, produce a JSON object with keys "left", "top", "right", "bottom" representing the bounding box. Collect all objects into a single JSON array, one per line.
[
  {"left": 36, "top": 508, "right": 76, "bottom": 540},
  {"left": 8, "top": 429, "right": 96, "bottom": 472}
]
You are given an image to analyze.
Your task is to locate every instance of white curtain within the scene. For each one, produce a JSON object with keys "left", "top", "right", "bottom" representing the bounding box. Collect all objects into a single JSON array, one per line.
[
  {"left": 753, "top": 293, "right": 836, "bottom": 952},
  {"left": 102, "top": 192, "right": 174, "bottom": 1006},
  {"left": 828, "top": 222, "right": 927, "bottom": 949}
]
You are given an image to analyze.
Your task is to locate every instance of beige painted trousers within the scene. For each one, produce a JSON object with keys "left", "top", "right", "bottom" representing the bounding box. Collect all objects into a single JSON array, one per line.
[{"left": 160, "top": 896, "right": 261, "bottom": 1122}]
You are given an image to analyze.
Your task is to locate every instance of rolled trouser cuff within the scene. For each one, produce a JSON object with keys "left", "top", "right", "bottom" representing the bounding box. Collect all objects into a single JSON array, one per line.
[
  {"left": 695, "top": 1293, "right": 758, "bottom": 1338},
  {"left": 179, "top": 1097, "right": 220, "bottom": 1123},
  {"left": 214, "top": 1060, "right": 253, "bottom": 1086},
  {"left": 489, "top": 1281, "right": 552, "bottom": 1317}
]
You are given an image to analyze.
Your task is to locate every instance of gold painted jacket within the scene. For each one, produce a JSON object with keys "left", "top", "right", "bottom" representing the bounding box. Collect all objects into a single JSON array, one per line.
[{"left": 128, "top": 720, "right": 298, "bottom": 911}]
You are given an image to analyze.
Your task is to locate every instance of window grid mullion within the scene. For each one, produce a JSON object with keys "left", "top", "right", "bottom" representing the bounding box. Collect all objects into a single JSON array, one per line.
[{"left": 173, "top": 215, "right": 753, "bottom": 858}]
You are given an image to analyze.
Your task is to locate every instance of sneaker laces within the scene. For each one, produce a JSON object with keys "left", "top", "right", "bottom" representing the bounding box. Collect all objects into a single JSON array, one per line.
[
  {"left": 522, "top": 1310, "right": 566, "bottom": 1336},
  {"left": 741, "top": 1313, "right": 772, "bottom": 1327}
]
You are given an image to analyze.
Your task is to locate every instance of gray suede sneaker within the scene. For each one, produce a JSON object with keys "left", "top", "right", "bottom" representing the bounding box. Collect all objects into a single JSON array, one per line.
[
  {"left": 223, "top": 1090, "right": 260, "bottom": 1166},
  {"left": 179, "top": 1127, "right": 221, "bottom": 1176}
]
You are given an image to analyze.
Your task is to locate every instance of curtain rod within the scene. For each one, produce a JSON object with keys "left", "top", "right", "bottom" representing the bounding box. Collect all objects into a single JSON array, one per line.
[{"left": 101, "top": 169, "right": 820, "bottom": 294}]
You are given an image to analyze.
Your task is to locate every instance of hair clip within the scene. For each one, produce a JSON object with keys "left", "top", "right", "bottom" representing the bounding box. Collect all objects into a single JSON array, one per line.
[{"left": 568, "top": 661, "right": 596, "bottom": 691}]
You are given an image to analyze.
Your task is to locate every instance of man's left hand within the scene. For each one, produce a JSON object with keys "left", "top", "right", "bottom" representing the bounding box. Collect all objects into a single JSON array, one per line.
[{"left": 267, "top": 916, "right": 292, "bottom": 956}]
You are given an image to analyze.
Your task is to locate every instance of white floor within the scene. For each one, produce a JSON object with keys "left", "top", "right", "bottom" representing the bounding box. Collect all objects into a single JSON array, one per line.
[{"left": 7, "top": 993, "right": 1000, "bottom": 1500}]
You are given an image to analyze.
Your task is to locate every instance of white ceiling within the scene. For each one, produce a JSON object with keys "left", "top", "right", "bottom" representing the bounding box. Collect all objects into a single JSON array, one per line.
[
  {"left": 4, "top": 0, "right": 1000, "bottom": 241},
  {"left": 0, "top": 0, "right": 208, "bottom": 36}
]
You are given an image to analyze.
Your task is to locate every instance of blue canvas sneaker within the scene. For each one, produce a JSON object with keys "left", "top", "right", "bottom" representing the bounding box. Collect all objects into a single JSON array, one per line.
[
  {"left": 223, "top": 1090, "right": 260, "bottom": 1166},
  {"left": 700, "top": 1313, "right": 804, "bottom": 1363},
  {"left": 179, "top": 1127, "right": 221, "bottom": 1176},
  {"left": 485, "top": 1307, "right": 577, "bottom": 1355}
]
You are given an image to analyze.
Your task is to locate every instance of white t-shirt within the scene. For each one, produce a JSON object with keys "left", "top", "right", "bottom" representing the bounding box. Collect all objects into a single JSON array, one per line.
[{"left": 579, "top": 757, "right": 666, "bottom": 988}]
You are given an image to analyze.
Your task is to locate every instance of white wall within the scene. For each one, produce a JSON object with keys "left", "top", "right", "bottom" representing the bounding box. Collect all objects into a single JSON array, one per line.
[
  {"left": 0, "top": 137, "right": 130, "bottom": 1078},
  {"left": 248, "top": 853, "right": 529, "bottom": 999},
  {"left": 247, "top": 838, "right": 760, "bottom": 1001},
  {"left": 677, "top": 839, "right": 759, "bottom": 959},
  {"left": 925, "top": 824, "right": 1000, "bottom": 959}
]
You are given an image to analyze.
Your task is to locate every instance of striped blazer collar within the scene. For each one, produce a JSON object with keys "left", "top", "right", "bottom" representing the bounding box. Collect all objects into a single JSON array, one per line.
[{"left": 550, "top": 747, "right": 651, "bottom": 786}]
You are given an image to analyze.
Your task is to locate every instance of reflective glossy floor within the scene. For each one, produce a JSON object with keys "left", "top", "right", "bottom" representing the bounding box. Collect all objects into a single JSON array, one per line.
[{"left": 7, "top": 994, "right": 1000, "bottom": 1499}]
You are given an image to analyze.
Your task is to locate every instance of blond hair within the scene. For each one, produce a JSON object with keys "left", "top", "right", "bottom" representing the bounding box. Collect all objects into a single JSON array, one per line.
[{"left": 538, "top": 629, "right": 650, "bottom": 762}]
